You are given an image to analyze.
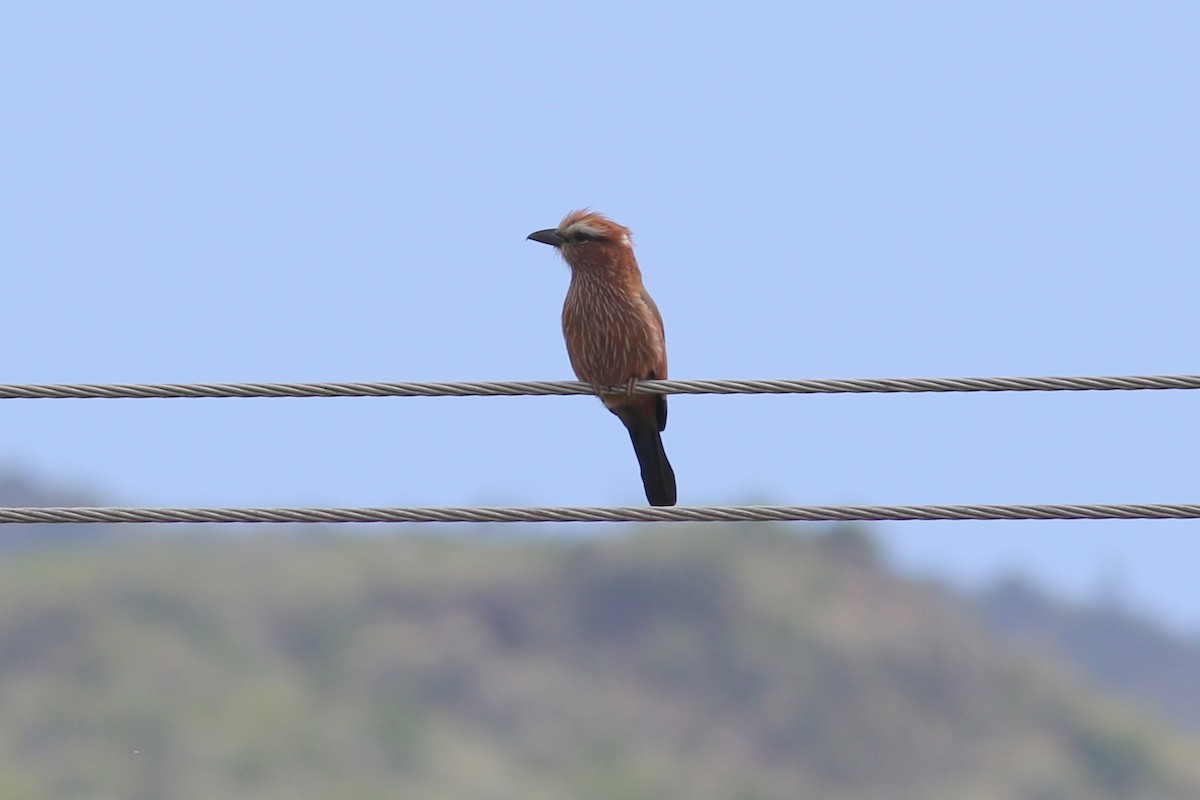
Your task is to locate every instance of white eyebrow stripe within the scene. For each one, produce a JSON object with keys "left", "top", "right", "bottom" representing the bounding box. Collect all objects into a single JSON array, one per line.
[{"left": 562, "top": 221, "right": 605, "bottom": 238}]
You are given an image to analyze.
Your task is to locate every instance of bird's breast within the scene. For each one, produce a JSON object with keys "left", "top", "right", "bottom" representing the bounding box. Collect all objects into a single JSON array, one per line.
[{"left": 561, "top": 277, "right": 664, "bottom": 387}]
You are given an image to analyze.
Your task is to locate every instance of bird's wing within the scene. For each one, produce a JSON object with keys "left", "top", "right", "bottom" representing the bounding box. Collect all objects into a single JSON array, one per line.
[
  {"left": 639, "top": 288, "right": 668, "bottom": 377},
  {"left": 638, "top": 288, "right": 669, "bottom": 431}
]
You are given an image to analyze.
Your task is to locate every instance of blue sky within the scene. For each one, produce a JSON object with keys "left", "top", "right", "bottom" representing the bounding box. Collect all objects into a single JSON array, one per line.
[{"left": 3, "top": 5, "right": 1199, "bottom": 631}]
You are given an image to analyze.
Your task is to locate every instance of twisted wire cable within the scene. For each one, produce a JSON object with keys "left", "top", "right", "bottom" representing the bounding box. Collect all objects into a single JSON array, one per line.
[
  {"left": 4, "top": 375, "right": 1197, "bottom": 525},
  {"left": 0, "top": 374, "right": 1198, "bottom": 400},
  {"left": 4, "top": 503, "right": 1200, "bottom": 525}
]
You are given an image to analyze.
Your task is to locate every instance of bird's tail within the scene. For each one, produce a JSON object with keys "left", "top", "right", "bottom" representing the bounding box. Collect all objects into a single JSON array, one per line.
[{"left": 624, "top": 416, "right": 677, "bottom": 507}]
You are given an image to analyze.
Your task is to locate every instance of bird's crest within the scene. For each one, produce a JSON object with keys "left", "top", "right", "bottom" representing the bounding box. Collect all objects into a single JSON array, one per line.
[{"left": 560, "top": 209, "right": 632, "bottom": 246}]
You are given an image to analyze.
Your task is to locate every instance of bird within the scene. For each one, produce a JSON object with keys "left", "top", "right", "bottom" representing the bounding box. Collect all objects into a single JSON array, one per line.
[{"left": 527, "top": 210, "right": 677, "bottom": 506}]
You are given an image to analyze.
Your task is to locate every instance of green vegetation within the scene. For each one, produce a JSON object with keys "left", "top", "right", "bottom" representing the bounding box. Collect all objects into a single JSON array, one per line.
[
  {"left": 0, "top": 527, "right": 1195, "bottom": 799},
  {"left": 974, "top": 576, "right": 1200, "bottom": 733}
]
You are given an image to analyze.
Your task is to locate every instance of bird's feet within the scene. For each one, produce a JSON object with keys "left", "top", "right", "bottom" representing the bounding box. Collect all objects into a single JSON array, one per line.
[{"left": 589, "top": 378, "right": 640, "bottom": 402}]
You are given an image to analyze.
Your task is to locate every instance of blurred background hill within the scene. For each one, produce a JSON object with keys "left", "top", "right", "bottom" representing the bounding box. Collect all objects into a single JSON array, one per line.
[
  {"left": 0, "top": 470, "right": 1198, "bottom": 799},
  {"left": 972, "top": 577, "right": 1200, "bottom": 734}
]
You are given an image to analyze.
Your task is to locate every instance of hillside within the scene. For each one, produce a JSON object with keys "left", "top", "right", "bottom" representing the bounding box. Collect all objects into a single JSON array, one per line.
[
  {"left": 973, "top": 577, "right": 1200, "bottom": 732},
  {"left": 0, "top": 527, "right": 1196, "bottom": 799}
]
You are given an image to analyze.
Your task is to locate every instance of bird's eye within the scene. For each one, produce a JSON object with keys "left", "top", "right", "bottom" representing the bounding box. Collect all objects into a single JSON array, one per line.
[{"left": 573, "top": 232, "right": 595, "bottom": 243}]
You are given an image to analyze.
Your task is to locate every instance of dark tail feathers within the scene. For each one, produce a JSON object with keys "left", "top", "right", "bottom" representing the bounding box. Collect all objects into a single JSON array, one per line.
[{"left": 625, "top": 417, "right": 677, "bottom": 507}]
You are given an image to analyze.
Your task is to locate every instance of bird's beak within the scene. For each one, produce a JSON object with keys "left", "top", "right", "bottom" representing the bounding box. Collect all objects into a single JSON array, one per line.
[{"left": 527, "top": 228, "right": 564, "bottom": 247}]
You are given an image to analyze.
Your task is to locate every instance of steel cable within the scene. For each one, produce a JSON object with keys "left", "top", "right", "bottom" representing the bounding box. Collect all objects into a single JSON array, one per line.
[{"left": 4, "top": 503, "right": 1200, "bottom": 525}]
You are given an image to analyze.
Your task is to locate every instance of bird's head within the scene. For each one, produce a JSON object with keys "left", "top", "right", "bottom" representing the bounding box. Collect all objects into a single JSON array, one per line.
[{"left": 527, "top": 210, "right": 633, "bottom": 269}]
